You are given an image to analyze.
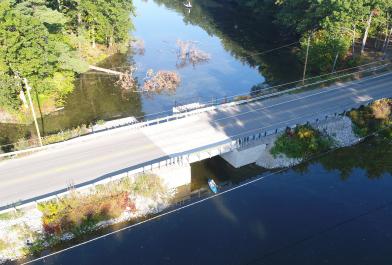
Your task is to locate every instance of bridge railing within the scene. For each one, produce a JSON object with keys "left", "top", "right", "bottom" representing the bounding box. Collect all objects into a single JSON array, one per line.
[
  {"left": 0, "top": 98, "right": 379, "bottom": 214},
  {"left": 174, "top": 59, "right": 391, "bottom": 110},
  {"left": 0, "top": 60, "right": 390, "bottom": 160}
]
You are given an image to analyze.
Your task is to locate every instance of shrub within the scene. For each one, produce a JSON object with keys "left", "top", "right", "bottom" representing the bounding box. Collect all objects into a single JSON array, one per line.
[
  {"left": 37, "top": 174, "right": 167, "bottom": 236},
  {"left": 371, "top": 99, "right": 391, "bottom": 120},
  {"left": 38, "top": 191, "right": 131, "bottom": 235},
  {"left": 349, "top": 99, "right": 391, "bottom": 137},
  {"left": 270, "top": 125, "right": 333, "bottom": 158},
  {"left": 133, "top": 174, "right": 167, "bottom": 199}
]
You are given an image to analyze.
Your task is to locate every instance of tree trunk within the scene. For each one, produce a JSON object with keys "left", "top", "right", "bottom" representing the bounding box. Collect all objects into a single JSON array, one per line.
[
  {"left": 352, "top": 24, "right": 356, "bottom": 57},
  {"left": 361, "top": 10, "right": 374, "bottom": 55},
  {"left": 382, "top": 27, "right": 389, "bottom": 50},
  {"left": 383, "top": 27, "right": 392, "bottom": 52},
  {"left": 91, "top": 28, "right": 96, "bottom": 49},
  {"left": 77, "top": 13, "right": 82, "bottom": 51},
  {"left": 88, "top": 65, "right": 123, "bottom": 75}
]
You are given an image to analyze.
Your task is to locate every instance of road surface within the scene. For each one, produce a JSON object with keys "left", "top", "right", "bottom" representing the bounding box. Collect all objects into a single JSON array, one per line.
[{"left": 0, "top": 73, "right": 391, "bottom": 208}]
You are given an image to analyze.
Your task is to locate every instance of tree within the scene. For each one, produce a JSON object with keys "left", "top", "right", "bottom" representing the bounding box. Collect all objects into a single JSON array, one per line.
[{"left": 0, "top": 0, "right": 135, "bottom": 112}]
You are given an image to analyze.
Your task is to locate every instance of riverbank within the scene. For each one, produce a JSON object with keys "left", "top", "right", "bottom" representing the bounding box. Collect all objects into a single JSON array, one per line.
[
  {"left": 255, "top": 116, "right": 359, "bottom": 169},
  {"left": 0, "top": 42, "right": 131, "bottom": 126},
  {"left": 256, "top": 99, "right": 391, "bottom": 169},
  {"left": 1, "top": 99, "right": 390, "bottom": 263},
  {"left": 0, "top": 173, "right": 173, "bottom": 264}
]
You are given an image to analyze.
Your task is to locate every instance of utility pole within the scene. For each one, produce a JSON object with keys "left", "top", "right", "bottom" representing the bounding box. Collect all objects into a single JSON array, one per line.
[
  {"left": 23, "top": 78, "right": 43, "bottom": 147},
  {"left": 302, "top": 33, "right": 311, "bottom": 85},
  {"left": 352, "top": 25, "right": 356, "bottom": 57},
  {"left": 332, "top": 52, "right": 339, "bottom": 73}
]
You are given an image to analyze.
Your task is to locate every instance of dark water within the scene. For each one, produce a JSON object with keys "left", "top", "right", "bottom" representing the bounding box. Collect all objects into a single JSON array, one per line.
[
  {"left": 1, "top": 0, "right": 300, "bottom": 148},
  {"left": 21, "top": 137, "right": 392, "bottom": 265}
]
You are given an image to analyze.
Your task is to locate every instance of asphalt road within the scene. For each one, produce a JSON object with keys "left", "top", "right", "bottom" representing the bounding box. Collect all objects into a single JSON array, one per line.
[{"left": 0, "top": 73, "right": 391, "bottom": 208}]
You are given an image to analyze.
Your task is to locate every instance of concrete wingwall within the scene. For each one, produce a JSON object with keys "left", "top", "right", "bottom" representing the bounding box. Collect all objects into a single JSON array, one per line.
[
  {"left": 220, "top": 144, "right": 267, "bottom": 168},
  {"left": 152, "top": 163, "right": 192, "bottom": 190}
]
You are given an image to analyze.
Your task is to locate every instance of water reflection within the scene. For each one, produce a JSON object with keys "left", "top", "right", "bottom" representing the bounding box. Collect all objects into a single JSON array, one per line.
[
  {"left": 154, "top": 0, "right": 302, "bottom": 85},
  {"left": 193, "top": 136, "right": 392, "bottom": 190},
  {"left": 1, "top": 0, "right": 301, "bottom": 146},
  {"left": 39, "top": 53, "right": 144, "bottom": 135},
  {"left": 318, "top": 137, "right": 392, "bottom": 180}
]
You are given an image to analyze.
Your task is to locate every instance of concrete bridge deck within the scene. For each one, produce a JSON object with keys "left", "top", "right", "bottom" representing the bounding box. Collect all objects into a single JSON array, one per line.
[{"left": 0, "top": 73, "right": 392, "bottom": 208}]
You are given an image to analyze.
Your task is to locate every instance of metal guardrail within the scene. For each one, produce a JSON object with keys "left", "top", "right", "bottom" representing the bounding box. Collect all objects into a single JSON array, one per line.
[
  {"left": 0, "top": 98, "right": 379, "bottom": 214},
  {"left": 1, "top": 63, "right": 391, "bottom": 159}
]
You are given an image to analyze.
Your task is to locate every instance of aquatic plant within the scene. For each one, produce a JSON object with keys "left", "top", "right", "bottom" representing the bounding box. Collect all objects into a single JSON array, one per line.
[
  {"left": 143, "top": 70, "right": 181, "bottom": 93},
  {"left": 176, "top": 39, "right": 210, "bottom": 68},
  {"left": 130, "top": 38, "right": 145, "bottom": 55},
  {"left": 116, "top": 66, "right": 137, "bottom": 90}
]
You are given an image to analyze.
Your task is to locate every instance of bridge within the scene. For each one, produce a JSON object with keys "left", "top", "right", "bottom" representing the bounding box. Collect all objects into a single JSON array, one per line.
[{"left": 0, "top": 72, "right": 392, "bottom": 210}]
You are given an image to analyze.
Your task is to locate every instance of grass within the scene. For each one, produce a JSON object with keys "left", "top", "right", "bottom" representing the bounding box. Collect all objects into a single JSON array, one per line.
[
  {"left": 0, "top": 239, "right": 7, "bottom": 252},
  {"left": 270, "top": 125, "right": 334, "bottom": 159},
  {"left": 0, "top": 210, "right": 24, "bottom": 221},
  {"left": 13, "top": 125, "right": 90, "bottom": 151}
]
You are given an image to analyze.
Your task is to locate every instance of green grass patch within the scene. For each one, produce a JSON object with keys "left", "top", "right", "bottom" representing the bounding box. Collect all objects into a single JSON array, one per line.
[{"left": 270, "top": 125, "right": 333, "bottom": 159}]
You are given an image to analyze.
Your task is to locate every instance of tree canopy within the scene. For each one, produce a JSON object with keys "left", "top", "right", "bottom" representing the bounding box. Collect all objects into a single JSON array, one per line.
[
  {"left": 275, "top": 0, "right": 392, "bottom": 72},
  {"left": 0, "top": 0, "right": 134, "bottom": 111}
]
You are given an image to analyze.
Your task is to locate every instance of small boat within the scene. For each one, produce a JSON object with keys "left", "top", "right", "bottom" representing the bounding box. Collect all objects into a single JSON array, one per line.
[
  {"left": 208, "top": 179, "right": 218, "bottom": 194},
  {"left": 184, "top": 1, "right": 192, "bottom": 8}
]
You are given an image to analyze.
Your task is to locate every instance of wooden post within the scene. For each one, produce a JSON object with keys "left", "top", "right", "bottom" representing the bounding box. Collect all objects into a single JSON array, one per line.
[
  {"left": 302, "top": 33, "right": 311, "bottom": 85},
  {"left": 23, "top": 78, "right": 43, "bottom": 147},
  {"left": 352, "top": 25, "right": 356, "bottom": 57},
  {"left": 383, "top": 27, "right": 392, "bottom": 54},
  {"left": 332, "top": 52, "right": 339, "bottom": 73}
]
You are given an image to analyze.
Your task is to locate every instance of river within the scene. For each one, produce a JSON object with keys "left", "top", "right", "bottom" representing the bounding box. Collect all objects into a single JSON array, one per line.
[
  {"left": 18, "top": 136, "right": 392, "bottom": 265},
  {"left": 2, "top": 1, "right": 392, "bottom": 263},
  {"left": 0, "top": 0, "right": 301, "bottom": 150}
]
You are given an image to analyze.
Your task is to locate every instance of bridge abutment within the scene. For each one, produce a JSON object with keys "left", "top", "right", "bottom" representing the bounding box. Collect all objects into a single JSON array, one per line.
[
  {"left": 220, "top": 144, "right": 267, "bottom": 168},
  {"left": 152, "top": 163, "right": 192, "bottom": 189}
]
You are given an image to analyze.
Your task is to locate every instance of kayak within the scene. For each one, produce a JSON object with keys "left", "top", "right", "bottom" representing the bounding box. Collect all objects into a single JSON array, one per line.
[{"left": 208, "top": 179, "right": 218, "bottom": 194}]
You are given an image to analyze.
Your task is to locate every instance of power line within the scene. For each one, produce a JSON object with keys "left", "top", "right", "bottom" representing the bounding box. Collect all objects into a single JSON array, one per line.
[
  {"left": 104, "top": 41, "right": 301, "bottom": 71},
  {"left": 20, "top": 125, "right": 390, "bottom": 265},
  {"left": 1, "top": 65, "right": 390, "bottom": 152}
]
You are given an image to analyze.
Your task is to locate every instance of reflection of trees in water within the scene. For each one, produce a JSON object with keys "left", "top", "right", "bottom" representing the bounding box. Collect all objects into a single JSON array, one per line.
[
  {"left": 154, "top": 0, "right": 301, "bottom": 85},
  {"left": 176, "top": 40, "right": 210, "bottom": 69},
  {"left": 0, "top": 124, "right": 30, "bottom": 152},
  {"left": 39, "top": 53, "right": 144, "bottom": 135},
  {"left": 294, "top": 137, "right": 392, "bottom": 180}
]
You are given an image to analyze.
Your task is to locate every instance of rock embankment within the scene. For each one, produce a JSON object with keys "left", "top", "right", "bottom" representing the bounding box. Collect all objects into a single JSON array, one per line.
[
  {"left": 255, "top": 115, "right": 360, "bottom": 169},
  {"left": 314, "top": 116, "right": 359, "bottom": 147}
]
